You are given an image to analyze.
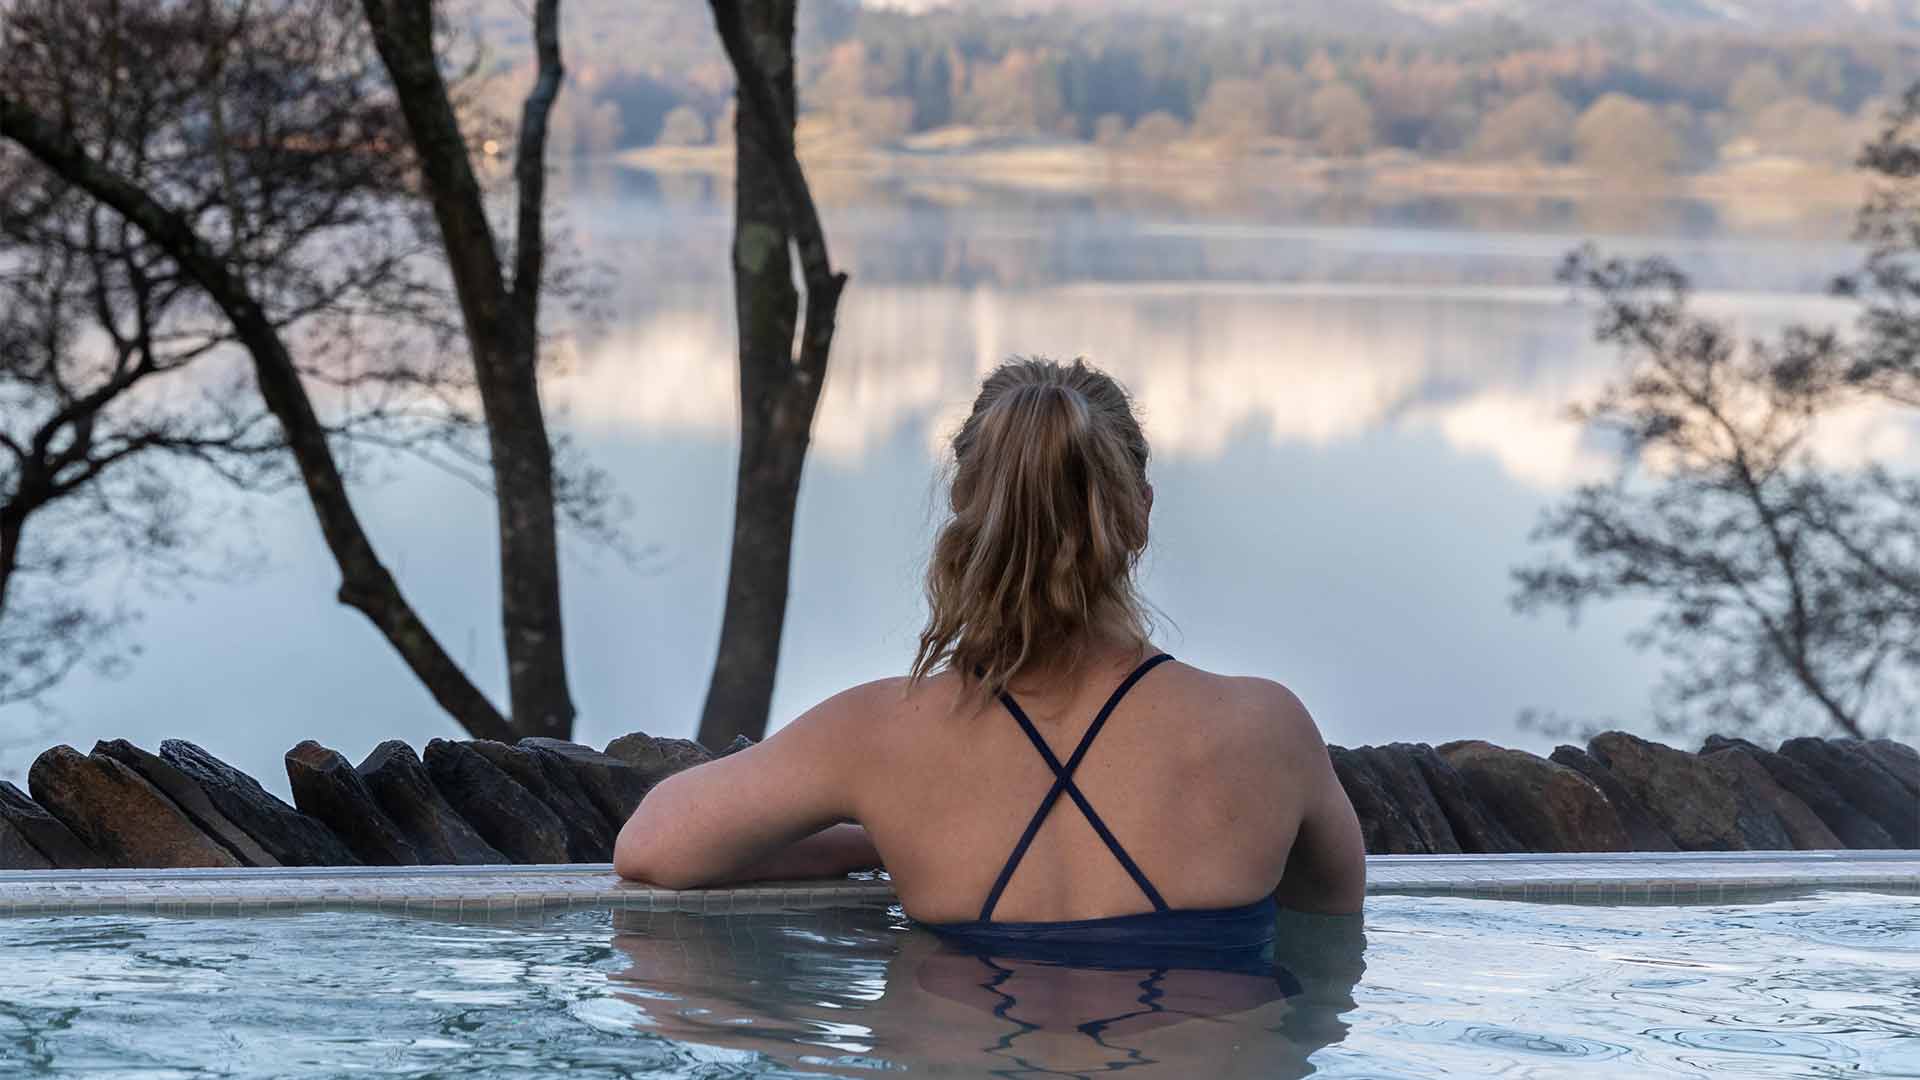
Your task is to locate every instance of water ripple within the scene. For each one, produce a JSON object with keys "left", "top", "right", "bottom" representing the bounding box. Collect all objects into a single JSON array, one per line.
[
  {"left": 0, "top": 891, "right": 1911, "bottom": 1078},
  {"left": 1389, "top": 1019, "right": 1633, "bottom": 1060},
  {"left": 1645, "top": 1026, "right": 1857, "bottom": 1058}
]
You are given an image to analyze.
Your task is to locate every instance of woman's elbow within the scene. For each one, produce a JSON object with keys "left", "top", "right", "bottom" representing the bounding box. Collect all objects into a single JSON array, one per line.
[
  {"left": 614, "top": 832, "right": 702, "bottom": 889},
  {"left": 613, "top": 798, "right": 706, "bottom": 889},
  {"left": 611, "top": 836, "right": 654, "bottom": 884},
  {"left": 615, "top": 857, "right": 700, "bottom": 890}
]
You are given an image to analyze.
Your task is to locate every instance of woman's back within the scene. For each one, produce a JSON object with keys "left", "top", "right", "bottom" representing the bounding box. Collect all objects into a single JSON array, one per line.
[{"left": 849, "top": 647, "right": 1359, "bottom": 924}]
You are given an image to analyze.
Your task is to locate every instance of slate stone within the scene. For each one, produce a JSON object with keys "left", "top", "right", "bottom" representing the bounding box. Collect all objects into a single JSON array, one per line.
[
  {"left": 1845, "top": 739, "right": 1919, "bottom": 799},
  {"left": 286, "top": 741, "right": 421, "bottom": 866},
  {"left": 1405, "top": 744, "right": 1522, "bottom": 853},
  {"left": 357, "top": 741, "right": 506, "bottom": 865},
  {"left": 0, "top": 780, "right": 105, "bottom": 868},
  {"left": 519, "top": 737, "right": 651, "bottom": 832},
  {"left": 466, "top": 740, "right": 613, "bottom": 862},
  {"left": 1549, "top": 745, "right": 1679, "bottom": 851},
  {"left": 1702, "top": 748, "right": 1841, "bottom": 850},
  {"left": 1830, "top": 739, "right": 1912, "bottom": 800},
  {"left": 1439, "top": 740, "right": 1630, "bottom": 852},
  {"left": 719, "top": 735, "right": 756, "bottom": 757},
  {"left": 160, "top": 739, "right": 359, "bottom": 866},
  {"left": 604, "top": 733, "right": 713, "bottom": 786},
  {"left": 1588, "top": 732, "right": 1788, "bottom": 850},
  {"left": 1701, "top": 735, "right": 1895, "bottom": 850},
  {"left": 29, "top": 746, "right": 241, "bottom": 868},
  {"left": 1366, "top": 745, "right": 1461, "bottom": 854},
  {"left": 0, "top": 817, "right": 52, "bottom": 869},
  {"left": 1780, "top": 737, "right": 1918, "bottom": 847},
  {"left": 1699, "top": 734, "right": 1763, "bottom": 755},
  {"left": 95, "top": 740, "right": 280, "bottom": 867},
  {"left": 1328, "top": 745, "right": 1425, "bottom": 854},
  {"left": 423, "top": 739, "right": 570, "bottom": 864}
]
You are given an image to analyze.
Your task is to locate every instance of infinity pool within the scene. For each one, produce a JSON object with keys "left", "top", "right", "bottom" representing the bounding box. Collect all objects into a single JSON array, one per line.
[{"left": 0, "top": 891, "right": 1913, "bottom": 1078}]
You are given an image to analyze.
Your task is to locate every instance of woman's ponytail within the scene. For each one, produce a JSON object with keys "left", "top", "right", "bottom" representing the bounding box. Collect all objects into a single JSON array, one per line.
[{"left": 912, "top": 357, "right": 1153, "bottom": 697}]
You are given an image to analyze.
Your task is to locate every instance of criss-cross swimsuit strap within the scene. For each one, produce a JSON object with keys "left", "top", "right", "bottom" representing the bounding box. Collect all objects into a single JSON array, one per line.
[{"left": 977, "top": 653, "right": 1176, "bottom": 923}]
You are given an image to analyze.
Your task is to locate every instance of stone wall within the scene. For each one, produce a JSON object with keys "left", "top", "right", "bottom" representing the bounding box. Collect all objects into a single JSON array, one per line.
[
  {"left": 1331, "top": 733, "right": 1917, "bottom": 854},
  {"left": 0, "top": 730, "right": 1912, "bottom": 869}
]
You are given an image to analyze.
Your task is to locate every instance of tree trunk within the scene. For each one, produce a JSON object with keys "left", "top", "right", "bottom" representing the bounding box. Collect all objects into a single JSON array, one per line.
[
  {"left": 697, "top": 0, "right": 844, "bottom": 748},
  {"left": 358, "top": 0, "right": 575, "bottom": 739},
  {"left": 0, "top": 505, "right": 24, "bottom": 616},
  {"left": 479, "top": 335, "right": 573, "bottom": 740}
]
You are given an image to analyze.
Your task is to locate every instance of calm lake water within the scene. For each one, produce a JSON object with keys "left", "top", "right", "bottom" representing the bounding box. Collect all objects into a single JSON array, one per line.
[{"left": 9, "top": 169, "right": 1890, "bottom": 796}]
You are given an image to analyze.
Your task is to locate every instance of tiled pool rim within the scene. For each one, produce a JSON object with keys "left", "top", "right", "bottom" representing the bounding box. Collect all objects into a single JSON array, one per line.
[{"left": 0, "top": 851, "right": 1913, "bottom": 917}]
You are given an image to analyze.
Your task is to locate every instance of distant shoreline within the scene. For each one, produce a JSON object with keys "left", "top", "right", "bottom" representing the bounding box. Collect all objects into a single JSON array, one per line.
[{"left": 616, "top": 130, "right": 1868, "bottom": 208}]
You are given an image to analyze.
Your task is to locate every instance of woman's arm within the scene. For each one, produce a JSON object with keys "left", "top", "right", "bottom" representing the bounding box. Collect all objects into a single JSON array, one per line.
[
  {"left": 1268, "top": 688, "right": 1366, "bottom": 915},
  {"left": 613, "top": 680, "right": 893, "bottom": 888},
  {"left": 703, "top": 824, "right": 880, "bottom": 885}
]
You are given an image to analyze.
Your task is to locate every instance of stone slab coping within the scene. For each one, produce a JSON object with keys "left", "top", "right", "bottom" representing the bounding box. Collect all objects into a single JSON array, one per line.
[{"left": 0, "top": 851, "right": 1912, "bottom": 918}]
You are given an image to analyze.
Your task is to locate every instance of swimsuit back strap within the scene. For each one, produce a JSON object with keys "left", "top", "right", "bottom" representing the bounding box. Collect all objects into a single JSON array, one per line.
[{"left": 976, "top": 653, "right": 1175, "bottom": 922}]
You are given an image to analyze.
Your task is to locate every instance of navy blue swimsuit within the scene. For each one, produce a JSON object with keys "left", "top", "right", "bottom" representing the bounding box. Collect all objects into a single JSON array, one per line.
[{"left": 927, "top": 653, "right": 1281, "bottom": 974}]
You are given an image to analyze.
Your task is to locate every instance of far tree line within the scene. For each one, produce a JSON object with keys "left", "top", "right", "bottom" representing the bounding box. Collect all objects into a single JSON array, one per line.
[{"left": 476, "top": 2, "right": 1910, "bottom": 176}]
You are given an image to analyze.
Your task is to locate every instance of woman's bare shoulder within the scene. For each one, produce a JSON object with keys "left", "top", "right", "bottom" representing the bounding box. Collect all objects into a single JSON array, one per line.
[
  {"left": 793, "top": 671, "right": 966, "bottom": 734},
  {"left": 1162, "top": 663, "right": 1324, "bottom": 752}
]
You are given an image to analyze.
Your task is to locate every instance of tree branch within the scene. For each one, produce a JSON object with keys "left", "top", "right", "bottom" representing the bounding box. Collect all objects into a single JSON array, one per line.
[
  {"left": 510, "top": 0, "right": 561, "bottom": 325},
  {"left": 0, "top": 89, "right": 514, "bottom": 742}
]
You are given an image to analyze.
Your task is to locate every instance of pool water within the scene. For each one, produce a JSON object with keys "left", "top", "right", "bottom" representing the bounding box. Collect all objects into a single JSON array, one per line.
[{"left": 0, "top": 891, "right": 1913, "bottom": 1078}]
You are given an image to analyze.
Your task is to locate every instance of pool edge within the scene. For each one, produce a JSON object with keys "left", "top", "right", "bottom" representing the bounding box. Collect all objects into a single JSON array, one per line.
[{"left": 0, "top": 851, "right": 1914, "bottom": 916}]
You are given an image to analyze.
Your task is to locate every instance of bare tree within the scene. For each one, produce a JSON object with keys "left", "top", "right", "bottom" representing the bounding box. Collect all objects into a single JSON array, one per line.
[
  {"left": 356, "top": 0, "right": 578, "bottom": 739},
  {"left": 0, "top": 169, "right": 276, "bottom": 708},
  {"left": 0, "top": 0, "right": 535, "bottom": 741},
  {"left": 1514, "top": 87, "right": 1920, "bottom": 740},
  {"left": 697, "top": 0, "right": 847, "bottom": 748}
]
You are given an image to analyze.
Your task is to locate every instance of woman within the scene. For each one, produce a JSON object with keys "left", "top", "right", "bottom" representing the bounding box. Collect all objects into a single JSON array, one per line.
[{"left": 616, "top": 357, "right": 1366, "bottom": 947}]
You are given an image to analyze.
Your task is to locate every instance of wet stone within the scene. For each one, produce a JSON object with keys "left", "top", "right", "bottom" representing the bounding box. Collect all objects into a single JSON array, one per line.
[
  {"left": 604, "top": 733, "right": 714, "bottom": 787},
  {"left": 95, "top": 740, "right": 280, "bottom": 867},
  {"left": 29, "top": 746, "right": 241, "bottom": 868},
  {"left": 519, "top": 737, "right": 651, "bottom": 833},
  {"left": 1439, "top": 740, "right": 1630, "bottom": 853},
  {"left": 0, "top": 780, "right": 105, "bottom": 868},
  {"left": 1406, "top": 744, "right": 1522, "bottom": 854},
  {"left": 1780, "top": 737, "right": 1918, "bottom": 848},
  {"left": 1367, "top": 745, "right": 1461, "bottom": 854},
  {"left": 1550, "top": 745, "right": 1679, "bottom": 851},
  {"left": 358, "top": 741, "right": 505, "bottom": 865},
  {"left": 286, "top": 741, "right": 421, "bottom": 866},
  {"left": 160, "top": 739, "right": 359, "bottom": 866},
  {"left": 466, "top": 740, "right": 613, "bottom": 862},
  {"left": 424, "top": 739, "right": 570, "bottom": 864},
  {"left": 1329, "top": 746, "right": 1425, "bottom": 854}
]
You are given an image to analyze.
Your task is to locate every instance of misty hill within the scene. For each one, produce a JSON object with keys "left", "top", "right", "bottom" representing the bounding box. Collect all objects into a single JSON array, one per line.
[{"left": 865, "top": 0, "right": 1917, "bottom": 34}]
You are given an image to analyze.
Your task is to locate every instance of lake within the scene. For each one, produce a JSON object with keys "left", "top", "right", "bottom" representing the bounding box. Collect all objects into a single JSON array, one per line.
[{"left": 8, "top": 168, "right": 1888, "bottom": 796}]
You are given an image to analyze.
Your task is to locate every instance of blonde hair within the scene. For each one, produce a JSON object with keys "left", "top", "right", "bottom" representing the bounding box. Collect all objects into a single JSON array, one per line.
[{"left": 911, "top": 357, "right": 1153, "bottom": 697}]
